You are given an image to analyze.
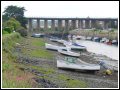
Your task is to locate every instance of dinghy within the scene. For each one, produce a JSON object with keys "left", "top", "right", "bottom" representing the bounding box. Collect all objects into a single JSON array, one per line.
[
  {"left": 57, "top": 57, "right": 100, "bottom": 71},
  {"left": 45, "top": 43, "right": 67, "bottom": 51},
  {"left": 58, "top": 48, "right": 80, "bottom": 57}
]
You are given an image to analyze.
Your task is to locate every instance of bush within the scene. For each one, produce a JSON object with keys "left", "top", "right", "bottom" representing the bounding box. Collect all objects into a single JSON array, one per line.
[
  {"left": 3, "top": 27, "right": 13, "bottom": 33},
  {"left": 16, "top": 27, "right": 27, "bottom": 37},
  {"left": 2, "top": 30, "right": 9, "bottom": 35}
]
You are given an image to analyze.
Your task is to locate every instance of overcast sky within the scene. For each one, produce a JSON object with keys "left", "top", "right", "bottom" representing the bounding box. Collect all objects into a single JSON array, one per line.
[{"left": 1, "top": 1, "right": 119, "bottom": 18}]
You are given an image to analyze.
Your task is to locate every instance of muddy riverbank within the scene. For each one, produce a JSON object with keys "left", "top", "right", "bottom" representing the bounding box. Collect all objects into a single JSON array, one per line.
[{"left": 14, "top": 36, "right": 118, "bottom": 88}]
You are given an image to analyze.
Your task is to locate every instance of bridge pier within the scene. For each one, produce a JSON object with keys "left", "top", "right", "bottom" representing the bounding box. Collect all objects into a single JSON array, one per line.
[
  {"left": 103, "top": 20, "right": 109, "bottom": 30},
  {"left": 65, "top": 20, "right": 69, "bottom": 30},
  {"left": 37, "top": 19, "right": 40, "bottom": 31},
  {"left": 78, "top": 20, "right": 84, "bottom": 29},
  {"left": 85, "top": 20, "right": 90, "bottom": 29},
  {"left": 44, "top": 20, "right": 48, "bottom": 30},
  {"left": 28, "top": 18, "right": 33, "bottom": 32},
  {"left": 58, "top": 20, "right": 62, "bottom": 30},
  {"left": 91, "top": 20, "right": 97, "bottom": 29},
  {"left": 71, "top": 20, "right": 76, "bottom": 29},
  {"left": 51, "top": 20, "right": 55, "bottom": 31}
]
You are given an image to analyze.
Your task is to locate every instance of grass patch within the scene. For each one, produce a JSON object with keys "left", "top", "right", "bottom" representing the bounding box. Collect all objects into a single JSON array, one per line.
[
  {"left": 2, "top": 51, "right": 35, "bottom": 88},
  {"left": 29, "top": 49, "right": 53, "bottom": 59},
  {"left": 21, "top": 47, "right": 54, "bottom": 59},
  {"left": 30, "top": 65, "right": 55, "bottom": 75},
  {"left": 30, "top": 38, "right": 45, "bottom": 47}
]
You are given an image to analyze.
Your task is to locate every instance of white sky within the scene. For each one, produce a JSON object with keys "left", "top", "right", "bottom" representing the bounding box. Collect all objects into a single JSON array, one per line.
[{"left": 1, "top": 1, "right": 119, "bottom": 18}]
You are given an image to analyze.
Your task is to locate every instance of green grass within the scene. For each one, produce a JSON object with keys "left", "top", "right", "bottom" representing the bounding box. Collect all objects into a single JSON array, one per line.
[
  {"left": 30, "top": 49, "right": 53, "bottom": 59},
  {"left": 30, "top": 38, "right": 45, "bottom": 47},
  {"left": 2, "top": 33, "right": 36, "bottom": 88},
  {"left": 30, "top": 65, "right": 55, "bottom": 75},
  {"left": 21, "top": 37, "right": 54, "bottom": 59}
]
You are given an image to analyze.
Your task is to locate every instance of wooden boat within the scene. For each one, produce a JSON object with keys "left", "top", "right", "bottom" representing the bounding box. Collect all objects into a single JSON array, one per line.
[
  {"left": 57, "top": 57, "right": 100, "bottom": 71},
  {"left": 45, "top": 43, "right": 67, "bottom": 51},
  {"left": 58, "top": 48, "right": 80, "bottom": 57}
]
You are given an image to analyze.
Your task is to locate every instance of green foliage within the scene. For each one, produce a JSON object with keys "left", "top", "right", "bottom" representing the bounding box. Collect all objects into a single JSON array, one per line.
[
  {"left": 16, "top": 27, "right": 27, "bottom": 37},
  {"left": 2, "top": 33, "right": 35, "bottom": 88},
  {"left": 3, "top": 18, "right": 21, "bottom": 33},
  {"left": 2, "top": 32, "right": 21, "bottom": 53},
  {"left": 2, "top": 30, "right": 9, "bottom": 34},
  {"left": 2, "top": 5, "right": 27, "bottom": 28}
]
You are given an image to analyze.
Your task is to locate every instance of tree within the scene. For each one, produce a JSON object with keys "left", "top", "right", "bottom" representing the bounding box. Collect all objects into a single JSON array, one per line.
[
  {"left": 3, "top": 18, "right": 21, "bottom": 32},
  {"left": 2, "top": 5, "right": 27, "bottom": 28}
]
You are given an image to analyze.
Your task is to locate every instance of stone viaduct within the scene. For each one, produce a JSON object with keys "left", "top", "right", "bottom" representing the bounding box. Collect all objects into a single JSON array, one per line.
[{"left": 27, "top": 17, "right": 118, "bottom": 32}]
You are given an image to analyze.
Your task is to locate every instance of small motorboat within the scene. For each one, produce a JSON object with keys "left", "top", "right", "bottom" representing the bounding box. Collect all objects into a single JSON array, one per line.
[
  {"left": 57, "top": 57, "right": 100, "bottom": 71},
  {"left": 45, "top": 43, "right": 67, "bottom": 51},
  {"left": 58, "top": 48, "right": 80, "bottom": 57}
]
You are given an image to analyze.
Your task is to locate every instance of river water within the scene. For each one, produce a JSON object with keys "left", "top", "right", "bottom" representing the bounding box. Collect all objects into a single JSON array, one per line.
[{"left": 76, "top": 40, "right": 118, "bottom": 61}]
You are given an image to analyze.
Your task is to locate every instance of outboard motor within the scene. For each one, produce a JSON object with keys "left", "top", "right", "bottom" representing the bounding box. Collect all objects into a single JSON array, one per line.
[{"left": 99, "top": 61, "right": 112, "bottom": 75}]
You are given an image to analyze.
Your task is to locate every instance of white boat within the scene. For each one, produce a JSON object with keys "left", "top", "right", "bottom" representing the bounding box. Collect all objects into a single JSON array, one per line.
[
  {"left": 58, "top": 48, "right": 80, "bottom": 57},
  {"left": 86, "top": 36, "right": 92, "bottom": 40},
  {"left": 31, "top": 33, "right": 45, "bottom": 38},
  {"left": 64, "top": 42, "right": 86, "bottom": 50},
  {"left": 57, "top": 57, "right": 100, "bottom": 71},
  {"left": 50, "top": 38, "right": 60, "bottom": 42},
  {"left": 45, "top": 43, "right": 67, "bottom": 51}
]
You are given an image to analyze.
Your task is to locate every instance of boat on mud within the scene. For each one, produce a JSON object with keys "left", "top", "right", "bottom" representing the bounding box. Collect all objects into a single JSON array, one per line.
[
  {"left": 57, "top": 57, "right": 100, "bottom": 71},
  {"left": 45, "top": 43, "right": 67, "bottom": 51},
  {"left": 58, "top": 48, "right": 80, "bottom": 57}
]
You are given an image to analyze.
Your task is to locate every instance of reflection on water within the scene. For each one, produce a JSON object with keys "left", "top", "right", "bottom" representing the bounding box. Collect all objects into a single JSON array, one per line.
[{"left": 76, "top": 40, "right": 118, "bottom": 60}]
